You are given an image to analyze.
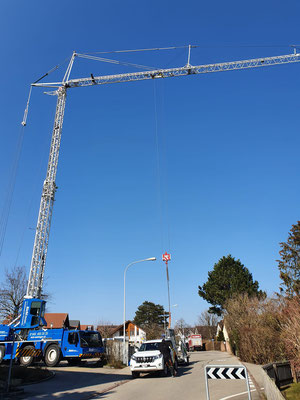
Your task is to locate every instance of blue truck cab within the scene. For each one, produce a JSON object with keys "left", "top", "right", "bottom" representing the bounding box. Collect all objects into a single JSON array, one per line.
[{"left": 19, "top": 298, "right": 47, "bottom": 329}]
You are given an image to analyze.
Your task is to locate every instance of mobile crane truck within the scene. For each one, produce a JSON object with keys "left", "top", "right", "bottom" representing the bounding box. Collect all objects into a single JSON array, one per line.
[{"left": 0, "top": 297, "right": 104, "bottom": 367}]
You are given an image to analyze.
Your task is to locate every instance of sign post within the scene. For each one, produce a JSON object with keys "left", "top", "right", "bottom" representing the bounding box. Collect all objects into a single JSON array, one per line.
[
  {"left": 162, "top": 252, "right": 171, "bottom": 328},
  {"left": 204, "top": 365, "right": 252, "bottom": 400}
]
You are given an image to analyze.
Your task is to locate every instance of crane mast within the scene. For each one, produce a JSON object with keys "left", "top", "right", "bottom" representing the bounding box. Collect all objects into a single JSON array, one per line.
[
  {"left": 27, "top": 49, "right": 300, "bottom": 299},
  {"left": 26, "top": 87, "right": 66, "bottom": 298}
]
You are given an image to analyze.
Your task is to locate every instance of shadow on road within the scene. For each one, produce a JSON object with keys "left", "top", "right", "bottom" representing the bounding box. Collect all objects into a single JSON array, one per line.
[
  {"left": 19, "top": 369, "right": 130, "bottom": 399},
  {"left": 176, "top": 365, "right": 193, "bottom": 377},
  {"left": 19, "top": 389, "right": 116, "bottom": 399}
]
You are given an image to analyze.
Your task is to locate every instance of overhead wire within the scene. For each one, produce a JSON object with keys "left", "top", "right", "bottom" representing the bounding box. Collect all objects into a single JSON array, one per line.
[
  {"left": 80, "top": 44, "right": 295, "bottom": 56},
  {"left": 13, "top": 123, "right": 52, "bottom": 268},
  {"left": 0, "top": 56, "right": 70, "bottom": 262},
  {"left": 76, "top": 53, "right": 157, "bottom": 71},
  {"left": 0, "top": 125, "right": 25, "bottom": 260}
]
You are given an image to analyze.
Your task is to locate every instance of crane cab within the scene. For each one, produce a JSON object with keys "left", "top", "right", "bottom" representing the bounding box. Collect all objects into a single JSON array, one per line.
[{"left": 19, "top": 298, "right": 47, "bottom": 329}]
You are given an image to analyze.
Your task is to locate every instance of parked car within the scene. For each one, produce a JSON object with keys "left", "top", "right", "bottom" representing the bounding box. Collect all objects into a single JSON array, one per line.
[{"left": 130, "top": 339, "right": 178, "bottom": 378}]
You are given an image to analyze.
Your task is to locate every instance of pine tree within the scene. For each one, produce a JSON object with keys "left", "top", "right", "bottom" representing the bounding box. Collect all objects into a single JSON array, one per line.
[
  {"left": 278, "top": 221, "right": 300, "bottom": 297},
  {"left": 198, "top": 255, "right": 265, "bottom": 316}
]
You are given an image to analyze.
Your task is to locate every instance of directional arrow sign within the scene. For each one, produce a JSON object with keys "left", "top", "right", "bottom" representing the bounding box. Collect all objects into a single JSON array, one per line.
[
  {"left": 204, "top": 365, "right": 251, "bottom": 400},
  {"left": 206, "top": 366, "right": 246, "bottom": 379}
]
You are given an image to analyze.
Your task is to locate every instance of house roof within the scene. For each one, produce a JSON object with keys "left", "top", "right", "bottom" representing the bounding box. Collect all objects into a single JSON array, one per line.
[
  {"left": 97, "top": 325, "right": 118, "bottom": 337},
  {"left": 110, "top": 320, "right": 142, "bottom": 335},
  {"left": 44, "top": 313, "right": 69, "bottom": 329},
  {"left": 80, "top": 324, "right": 94, "bottom": 331},
  {"left": 69, "top": 320, "right": 80, "bottom": 329},
  {"left": 194, "top": 325, "right": 217, "bottom": 339}
]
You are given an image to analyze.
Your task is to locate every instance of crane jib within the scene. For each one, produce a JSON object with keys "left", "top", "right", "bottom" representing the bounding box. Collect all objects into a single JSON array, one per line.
[{"left": 32, "top": 52, "right": 300, "bottom": 89}]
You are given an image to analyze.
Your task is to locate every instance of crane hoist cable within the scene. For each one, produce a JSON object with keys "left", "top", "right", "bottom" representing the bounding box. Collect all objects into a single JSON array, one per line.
[{"left": 153, "top": 80, "right": 172, "bottom": 254}]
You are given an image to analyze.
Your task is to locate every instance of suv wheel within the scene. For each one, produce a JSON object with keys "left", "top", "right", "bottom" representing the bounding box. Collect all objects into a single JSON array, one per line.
[{"left": 132, "top": 371, "right": 140, "bottom": 379}]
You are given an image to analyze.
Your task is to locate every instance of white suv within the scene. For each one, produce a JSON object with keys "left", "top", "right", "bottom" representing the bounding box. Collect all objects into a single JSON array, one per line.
[{"left": 130, "top": 339, "right": 178, "bottom": 378}]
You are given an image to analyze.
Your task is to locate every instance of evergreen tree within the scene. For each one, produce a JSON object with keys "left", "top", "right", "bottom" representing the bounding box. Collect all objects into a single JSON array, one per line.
[
  {"left": 278, "top": 221, "right": 300, "bottom": 297},
  {"left": 133, "top": 301, "right": 168, "bottom": 328},
  {"left": 198, "top": 255, "right": 265, "bottom": 316}
]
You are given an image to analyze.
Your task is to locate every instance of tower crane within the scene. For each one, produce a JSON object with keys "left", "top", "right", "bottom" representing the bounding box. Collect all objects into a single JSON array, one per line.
[
  {"left": 25, "top": 48, "right": 300, "bottom": 303},
  {"left": 0, "top": 46, "right": 299, "bottom": 368}
]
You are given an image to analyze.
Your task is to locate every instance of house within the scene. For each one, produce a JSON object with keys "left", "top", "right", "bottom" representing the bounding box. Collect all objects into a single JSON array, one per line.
[
  {"left": 109, "top": 320, "right": 146, "bottom": 344},
  {"left": 69, "top": 320, "right": 80, "bottom": 330},
  {"left": 80, "top": 324, "right": 94, "bottom": 331},
  {"left": 97, "top": 324, "right": 118, "bottom": 338},
  {"left": 216, "top": 319, "right": 233, "bottom": 354},
  {"left": 216, "top": 320, "right": 229, "bottom": 341},
  {"left": 44, "top": 313, "right": 69, "bottom": 329},
  {"left": 194, "top": 325, "right": 217, "bottom": 340}
]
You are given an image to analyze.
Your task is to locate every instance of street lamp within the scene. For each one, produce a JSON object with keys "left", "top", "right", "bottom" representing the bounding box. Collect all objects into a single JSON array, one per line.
[{"left": 123, "top": 257, "right": 156, "bottom": 364}]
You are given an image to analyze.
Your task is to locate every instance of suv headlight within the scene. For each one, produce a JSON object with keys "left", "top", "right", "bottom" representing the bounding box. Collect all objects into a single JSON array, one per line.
[
  {"left": 131, "top": 355, "right": 137, "bottom": 361},
  {"left": 153, "top": 354, "right": 163, "bottom": 361}
]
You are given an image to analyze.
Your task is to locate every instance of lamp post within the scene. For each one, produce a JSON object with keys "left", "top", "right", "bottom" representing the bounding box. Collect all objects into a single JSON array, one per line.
[{"left": 123, "top": 257, "right": 156, "bottom": 365}]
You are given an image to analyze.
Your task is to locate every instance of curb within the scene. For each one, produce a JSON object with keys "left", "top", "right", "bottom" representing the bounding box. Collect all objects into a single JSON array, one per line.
[{"left": 246, "top": 369, "right": 265, "bottom": 400}]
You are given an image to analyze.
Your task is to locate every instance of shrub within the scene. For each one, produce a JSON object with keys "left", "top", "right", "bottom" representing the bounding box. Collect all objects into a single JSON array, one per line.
[
  {"left": 225, "top": 294, "right": 286, "bottom": 364},
  {"left": 280, "top": 295, "right": 300, "bottom": 374}
]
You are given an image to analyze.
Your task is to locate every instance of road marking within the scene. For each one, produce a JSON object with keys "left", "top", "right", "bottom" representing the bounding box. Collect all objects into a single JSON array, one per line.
[
  {"left": 248, "top": 376, "right": 255, "bottom": 389},
  {"left": 219, "top": 389, "right": 256, "bottom": 400}
]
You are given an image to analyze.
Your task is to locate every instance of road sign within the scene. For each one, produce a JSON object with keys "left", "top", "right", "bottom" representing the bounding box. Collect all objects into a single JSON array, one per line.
[
  {"left": 162, "top": 252, "right": 171, "bottom": 262},
  {"left": 207, "top": 366, "right": 246, "bottom": 379},
  {"left": 204, "top": 365, "right": 252, "bottom": 399}
]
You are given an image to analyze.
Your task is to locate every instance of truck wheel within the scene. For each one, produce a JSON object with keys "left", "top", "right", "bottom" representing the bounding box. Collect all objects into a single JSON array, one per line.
[
  {"left": 19, "top": 346, "right": 35, "bottom": 366},
  {"left": 44, "top": 344, "right": 61, "bottom": 367},
  {"left": 131, "top": 371, "right": 140, "bottom": 379},
  {"left": 0, "top": 346, "right": 5, "bottom": 364}
]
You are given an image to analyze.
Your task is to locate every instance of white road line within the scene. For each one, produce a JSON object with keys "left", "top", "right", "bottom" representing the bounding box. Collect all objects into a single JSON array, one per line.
[{"left": 219, "top": 389, "right": 256, "bottom": 400}]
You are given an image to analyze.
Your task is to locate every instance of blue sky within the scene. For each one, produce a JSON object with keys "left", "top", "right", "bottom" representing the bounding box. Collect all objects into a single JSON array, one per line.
[{"left": 1, "top": 0, "right": 300, "bottom": 326}]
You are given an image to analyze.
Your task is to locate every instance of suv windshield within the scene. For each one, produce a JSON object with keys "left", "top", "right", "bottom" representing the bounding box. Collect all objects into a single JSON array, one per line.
[
  {"left": 80, "top": 332, "right": 103, "bottom": 348},
  {"left": 139, "top": 342, "right": 160, "bottom": 351}
]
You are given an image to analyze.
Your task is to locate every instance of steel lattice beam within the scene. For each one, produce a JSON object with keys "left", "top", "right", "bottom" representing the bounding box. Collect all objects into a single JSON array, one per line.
[
  {"left": 26, "top": 87, "right": 66, "bottom": 298},
  {"left": 32, "top": 52, "right": 300, "bottom": 89}
]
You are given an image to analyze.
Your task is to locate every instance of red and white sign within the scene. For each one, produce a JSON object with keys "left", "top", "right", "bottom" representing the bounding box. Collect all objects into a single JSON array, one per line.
[{"left": 162, "top": 252, "right": 171, "bottom": 262}]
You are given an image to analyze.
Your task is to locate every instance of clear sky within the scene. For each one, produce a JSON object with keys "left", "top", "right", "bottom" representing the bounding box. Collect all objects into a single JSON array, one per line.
[{"left": 1, "top": 0, "right": 300, "bottom": 327}]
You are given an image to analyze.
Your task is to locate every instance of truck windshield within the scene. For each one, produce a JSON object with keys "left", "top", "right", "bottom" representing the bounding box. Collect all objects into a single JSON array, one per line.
[
  {"left": 79, "top": 332, "right": 103, "bottom": 348},
  {"left": 139, "top": 342, "right": 160, "bottom": 351}
]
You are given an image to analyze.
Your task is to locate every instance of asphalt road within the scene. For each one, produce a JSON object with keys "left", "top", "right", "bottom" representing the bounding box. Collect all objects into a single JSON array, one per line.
[{"left": 20, "top": 351, "right": 261, "bottom": 400}]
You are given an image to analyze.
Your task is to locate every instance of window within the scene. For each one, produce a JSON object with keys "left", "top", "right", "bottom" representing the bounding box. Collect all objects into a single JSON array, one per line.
[
  {"left": 80, "top": 332, "right": 103, "bottom": 348},
  {"left": 68, "top": 332, "right": 79, "bottom": 345},
  {"left": 139, "top": 342, "right": 160, "bottom": 351},
  {"left": 30, "top": 301, "right": 42, "bottom": 316}
]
